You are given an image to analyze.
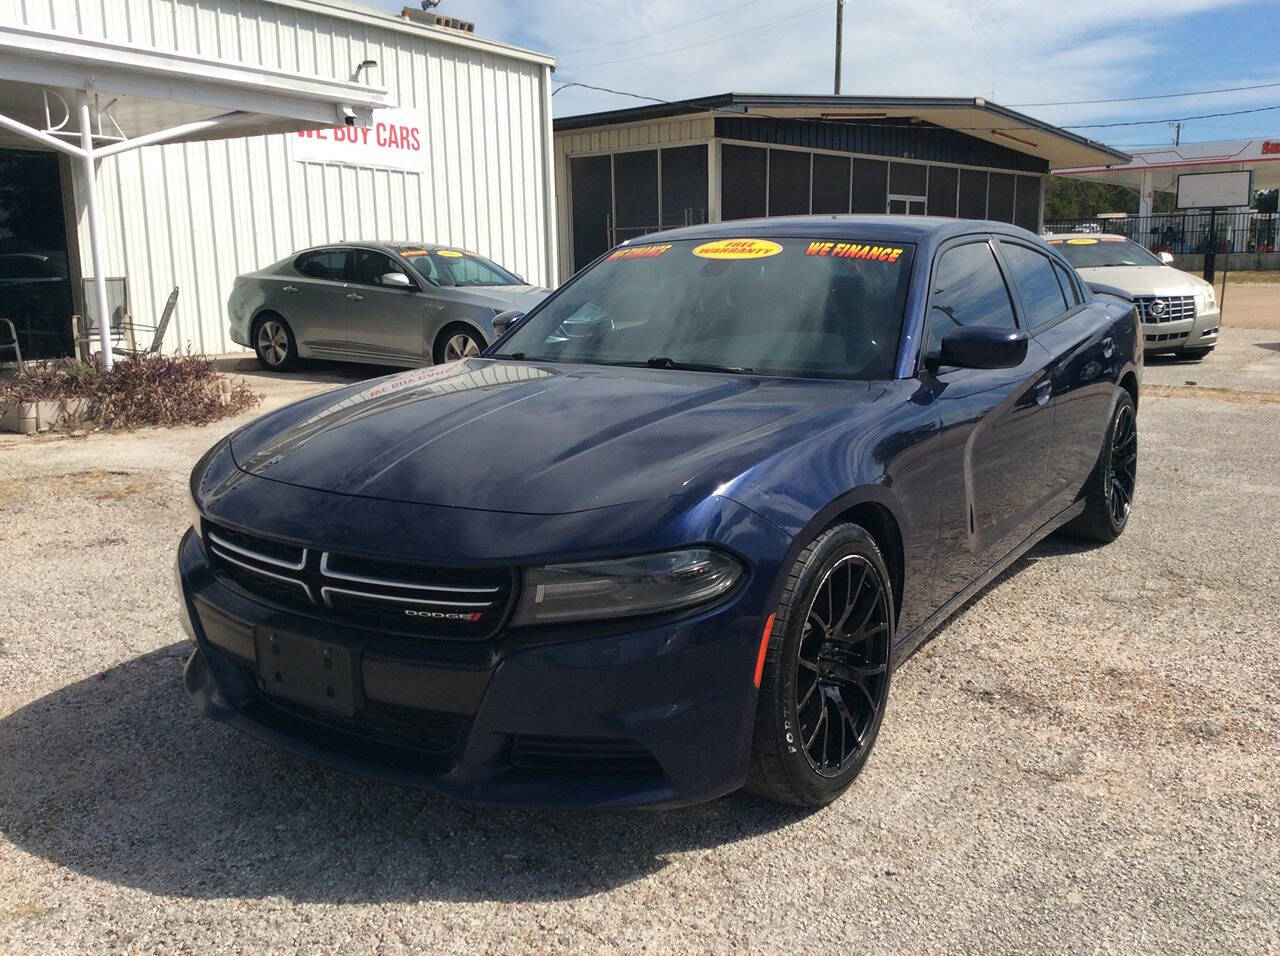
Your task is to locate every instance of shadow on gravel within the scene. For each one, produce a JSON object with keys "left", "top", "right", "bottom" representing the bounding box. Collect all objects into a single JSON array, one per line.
[{"left": 0, "top": 644, "right": 810, "bottom": 903}]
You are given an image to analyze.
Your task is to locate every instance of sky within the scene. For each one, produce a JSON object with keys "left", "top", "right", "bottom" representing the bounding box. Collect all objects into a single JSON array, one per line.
[{"left": 393, "top": 0, "right": 1280, "bottom": 150}]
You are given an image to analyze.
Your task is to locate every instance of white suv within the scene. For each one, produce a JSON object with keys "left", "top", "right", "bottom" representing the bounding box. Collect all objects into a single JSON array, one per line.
[{"left": 1047, "top": 233, "right": 1220, "bottom": 359}]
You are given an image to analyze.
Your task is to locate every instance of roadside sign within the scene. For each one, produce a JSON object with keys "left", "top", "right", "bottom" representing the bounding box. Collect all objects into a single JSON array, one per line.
[
  {"left": 290, "top": 108, "right": 427, "bottom": 172},
  {"left": 1175, "top": 170, "right": 1253, "bottom": 210}
]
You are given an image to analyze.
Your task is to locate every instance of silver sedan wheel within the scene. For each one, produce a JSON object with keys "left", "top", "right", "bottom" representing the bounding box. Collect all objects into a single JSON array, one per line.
[
  {"left": 443, "top": 331, "right": 482, "bottom": 361},
  {"left": 256, "top": 319, "right": 290, "bottom": 367}
]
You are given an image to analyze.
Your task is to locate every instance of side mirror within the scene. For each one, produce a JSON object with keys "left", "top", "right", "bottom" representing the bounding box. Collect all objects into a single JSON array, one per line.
[
  {"left": 1158, "top": 251, "right": 1175, "bottom": 265},
  {"left": 932, "top": 326, "right": 1029, "bottom": 371},
  {"left": 379, "top": 272, "right": 413, "bottom": 288},
  {"left": 492, "top": 310, "right": 524, "bottom": 337}
]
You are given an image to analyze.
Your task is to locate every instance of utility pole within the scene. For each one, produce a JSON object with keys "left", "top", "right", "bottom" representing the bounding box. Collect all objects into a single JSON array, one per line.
[
  {"left": 834, "top": 0, "right": 846, "bottom": 95},
  {"left": 1171, "top": 121, "right": 1183, "bottom": 145}
]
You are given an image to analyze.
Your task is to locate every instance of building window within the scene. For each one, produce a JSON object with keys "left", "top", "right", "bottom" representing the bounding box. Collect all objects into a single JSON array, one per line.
[
  {"left": 958, "top": 169, "right": 988, "bottom": 219},
  {"left": 889, "top": 161, "right": 928, "bottom": 198},
  {"left": 1013, "top": 175, "right": 1041, "bottom": 232},
  {"left": 661, "top": 145, "right": 708, "bottom": 229},
  {"left": 927, "top": 165, "right": 959, "bottom": 218},
  {"left": 988, "top": 172, "right": 1016, "bottom": 223},
  {"left": 811, "top": 153, "right": 851, "bottom": 214},
  {"left": 612, "top": 149, "right": 658, "bottom": 244},
  {"left": 768, "top": 148, "right": 811, "bottom": 216},
  {"left": 851, "top": 158, "right": 888, "bottom": 213},
  {"left": 721, "top": 144, "right": 768, "bottom": 221},
  {"left": 569, "top": 154, "right": 613, "bottom": 270}
]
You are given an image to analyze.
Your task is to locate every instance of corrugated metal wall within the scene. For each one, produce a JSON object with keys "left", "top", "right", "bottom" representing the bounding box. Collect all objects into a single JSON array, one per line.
[
  {"left": 553, "top": 117, "right": 713, "bottom": 282},
  {"left": 10, "top": 0, "right": 555, "bottom": 355}
]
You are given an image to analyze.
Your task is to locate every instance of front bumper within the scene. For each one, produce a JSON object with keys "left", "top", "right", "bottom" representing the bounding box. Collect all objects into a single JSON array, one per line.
[
  {"left": 176, "top": 526, "right": 776, "bottom": 809},
  {"left": 1142, "top": 305, "right": 1220, "bottom": 353}
]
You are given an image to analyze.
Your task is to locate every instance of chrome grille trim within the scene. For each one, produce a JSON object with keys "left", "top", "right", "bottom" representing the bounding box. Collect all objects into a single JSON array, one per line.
[
  {"left": 319, "top": 585, "right": 494, "bottom": 609},
  {"left": 318, "top": 552, "right": 500, "bottom": 594},
  {"left": 1134, "top": 295, "right": 1195, "bottom": 325},
  {"left": 209, "top": 545, "right": 314, "bottom": 600},
  {"left": 207, "top": 530, "right": 307, "bottom": 571}
]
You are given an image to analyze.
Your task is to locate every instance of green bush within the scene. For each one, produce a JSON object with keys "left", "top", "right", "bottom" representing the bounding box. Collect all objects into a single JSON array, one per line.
[{"left": 0, "top": 354, "right": 261, "bottom": 429}]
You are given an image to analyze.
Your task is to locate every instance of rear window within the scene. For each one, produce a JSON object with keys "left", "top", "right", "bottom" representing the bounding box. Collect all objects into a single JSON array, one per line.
[{"left": 498, "top": 237, "right": 916, "bottom": 380}]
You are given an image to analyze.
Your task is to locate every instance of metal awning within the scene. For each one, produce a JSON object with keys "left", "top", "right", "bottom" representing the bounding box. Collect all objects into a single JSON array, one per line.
[{"left": 0, "top": 24, "right": 389, "bottom": 368}]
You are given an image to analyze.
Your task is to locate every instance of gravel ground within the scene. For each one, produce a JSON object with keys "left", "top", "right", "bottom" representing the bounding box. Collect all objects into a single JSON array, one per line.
[{"left": 1, "top": 340, "right": 1278, "bottom": 954}]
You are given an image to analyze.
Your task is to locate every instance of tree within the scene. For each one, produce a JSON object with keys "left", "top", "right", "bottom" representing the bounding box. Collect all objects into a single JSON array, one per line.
[
  {"left": 1043, "top": 176, "right": 1140, "bottom": 221},
  {"left": 1255, "top": 189, "right": 1278, "bottom": 214}
]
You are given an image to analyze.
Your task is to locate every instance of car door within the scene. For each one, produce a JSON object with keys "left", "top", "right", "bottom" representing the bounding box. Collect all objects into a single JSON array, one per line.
[
  {"left": 341, "top": 248, "right": 428, "bottom": 364},
  {"left": 921, "top": 237, "right": 1056, "bottom": 604},
  {"left": 288, "top": 248, "right": 351, "bottom": 356},
  {"left": 997, "top": 239, "right": 1116, "bottom": 511}
]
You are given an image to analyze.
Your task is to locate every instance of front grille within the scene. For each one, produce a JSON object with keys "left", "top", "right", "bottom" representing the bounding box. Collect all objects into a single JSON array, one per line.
[
  {"left": 1135, "top": 295, "right": 1195, "bottom": 325},
  {"left": 205, "top": 522, "right": 515, "bottom": 639},
  {"left": 511, "top": 735, "right": 664, "bottom": 775},
  {"left": 1145, "top": 330, "right": 1191, "bottom": 344}
]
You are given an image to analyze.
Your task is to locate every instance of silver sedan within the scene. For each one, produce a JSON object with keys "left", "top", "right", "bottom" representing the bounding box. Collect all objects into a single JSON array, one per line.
[{"left": 227, "top": 241, "right": 549, "bottom": 371}]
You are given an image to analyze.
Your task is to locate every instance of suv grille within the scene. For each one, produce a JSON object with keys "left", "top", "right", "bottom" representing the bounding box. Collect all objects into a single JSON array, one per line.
[
  {"left": 1134, "top": 295, "right": 1195, "bottom": 325},
  {"left": 205, "top": 523, "right": 515, "bottom": 639}
]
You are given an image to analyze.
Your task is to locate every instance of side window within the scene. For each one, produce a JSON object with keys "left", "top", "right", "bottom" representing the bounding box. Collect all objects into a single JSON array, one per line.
[
  {"left": 349, "top": 249, "right": 404, "bottom": 286},
  {"left": 296, "top": 249, "right": 348, "bottom": 281},
  {"left": 925, "top": 240, "right": 1017, "bottom": 355},
  {"left": 1001, "top": 243, "right": 1069, "bottom": 329},
  {"left": 1053, "top": 260, "right": 1080, "bottom": 306}
]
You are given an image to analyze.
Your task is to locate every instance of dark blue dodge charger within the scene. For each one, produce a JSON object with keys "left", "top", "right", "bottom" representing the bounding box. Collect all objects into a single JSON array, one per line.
[{"left": 178, "top": 216, "right": 1140, "bottom": 809}]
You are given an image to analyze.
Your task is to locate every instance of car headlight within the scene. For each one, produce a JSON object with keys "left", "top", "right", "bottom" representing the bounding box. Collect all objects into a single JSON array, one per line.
[
  {"left": 511, "top": 548, "right": 744, "bottom": 625},
  {"left": 1201, "top": 285, "right": 1216, "bottom": 311}
]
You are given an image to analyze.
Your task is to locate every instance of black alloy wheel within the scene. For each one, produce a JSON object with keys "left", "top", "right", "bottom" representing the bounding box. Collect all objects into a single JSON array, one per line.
[
  {"left": 794, "top": 554, "right": 891, "bottom": 777},
  {"left": 1065, "top": 389, "right": 1137, "bottom": 543},
  {"left": 748, "top": 523, "right": 894, "bottom": 806}
]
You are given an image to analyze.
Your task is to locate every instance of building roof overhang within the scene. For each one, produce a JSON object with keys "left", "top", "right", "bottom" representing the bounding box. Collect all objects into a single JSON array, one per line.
[{"left": 553, "top": 93, "right": 1131, "bottom": 171}]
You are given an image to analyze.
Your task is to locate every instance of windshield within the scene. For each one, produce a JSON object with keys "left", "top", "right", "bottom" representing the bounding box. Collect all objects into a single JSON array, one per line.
[
  {"left": 497, "top": 238, "right": 915, "bottom": 380},
  {"left": 400, "top": 248, "right": 522, "bottom": 287},
  {"left": 1048, "top": 237, "right": 1162, "bottom": 268}
]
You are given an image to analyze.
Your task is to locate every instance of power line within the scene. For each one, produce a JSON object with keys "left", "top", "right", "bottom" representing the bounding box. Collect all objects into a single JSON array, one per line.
[
  {"left": 563, "top": 2, "right": 831, "bottom": 69},
  {"left": 1011, "top": 80, "right": 1280, "bottom": 108},
  {"left": 558, "top": 0, "right": 770, "bottom": 56}
]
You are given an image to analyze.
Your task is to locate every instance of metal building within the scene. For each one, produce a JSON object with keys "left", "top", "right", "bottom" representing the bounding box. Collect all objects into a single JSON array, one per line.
[
  {"left": 553, "top": 94, "right": 1129, "bottom": 281},
  {"left": 0, "top": 0, "right": 556, "bottom": 361}
]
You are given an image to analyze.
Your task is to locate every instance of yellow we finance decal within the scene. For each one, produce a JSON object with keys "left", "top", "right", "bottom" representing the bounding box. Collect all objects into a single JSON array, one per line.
[
  {"left": 805, "top": 242, "right": 903, "bottom": 263},
  {"left": 691, "top": 239, "right": 783, "bottom": 260}
]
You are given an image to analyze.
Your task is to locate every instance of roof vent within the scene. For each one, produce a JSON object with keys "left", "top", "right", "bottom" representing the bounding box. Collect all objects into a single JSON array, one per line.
[{"left": 400, "top": 7, "right": 475, "bottom": 33}]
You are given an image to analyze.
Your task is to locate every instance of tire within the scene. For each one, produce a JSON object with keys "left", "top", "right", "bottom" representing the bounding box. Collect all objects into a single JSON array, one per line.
[
  {"left": 1177, "top": 347, "right": 1213, "bottom": 361},
  {"left": 1064, "top": 389, "right": 1137, "bottom": 543},
  {"left": 252, "top": 313, "right": 299, "bottom": 371},
  {"left": 747, "top": 523, "right": 894, "bottom": 807},
  {"left": 433, "top": 323, "right": 486, "bottom": 365}
]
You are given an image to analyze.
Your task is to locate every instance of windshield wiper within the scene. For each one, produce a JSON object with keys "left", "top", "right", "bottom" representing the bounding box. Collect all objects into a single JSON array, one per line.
[{"left": 643, "top": 356, "right": 750, "bottom": 374}]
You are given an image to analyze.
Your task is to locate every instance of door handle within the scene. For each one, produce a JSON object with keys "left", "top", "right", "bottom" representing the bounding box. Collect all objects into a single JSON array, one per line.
[
  {"left": 1035, "top": 378, "right": 1052, "bottom": 406},
  {"left": 1101, "top": 336, "right": 1114, "bottom": 359},
  {"left": 282, "top": 285, "right": 298, "bottom": 293},
  {"left": 346, "top": 292, "right": 364, "bottom": 301}
]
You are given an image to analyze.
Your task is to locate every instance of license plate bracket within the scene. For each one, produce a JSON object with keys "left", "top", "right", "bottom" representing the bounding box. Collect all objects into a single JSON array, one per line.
[{"left": 254, "top": 628, "right": 359, "bottom": 717}]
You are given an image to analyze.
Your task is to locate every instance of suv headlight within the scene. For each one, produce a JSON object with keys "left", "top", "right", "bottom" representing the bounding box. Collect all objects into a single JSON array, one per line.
[
  {"left": 512, "top": 548, "right": 744, "bottom": 625},
  {"left": 187, "top": 485, "right": 204, "bottom": 537},
  {"left": 1201, "top": 285, "right": 1216, "bottom": 311}
]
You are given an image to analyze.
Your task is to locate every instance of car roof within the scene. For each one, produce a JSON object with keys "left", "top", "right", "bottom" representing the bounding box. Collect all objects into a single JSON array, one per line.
[
  {"left": 632, "top": 214, "right": 1044, "bottom": 245},
  {"left": 299, "top": 241, "right": 471, "bottom": 253}
]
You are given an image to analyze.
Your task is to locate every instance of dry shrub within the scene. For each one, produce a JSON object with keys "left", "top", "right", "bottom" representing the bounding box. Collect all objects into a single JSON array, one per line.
[{"left": 0, "top": 354, "right": 260, "bottom": 429}]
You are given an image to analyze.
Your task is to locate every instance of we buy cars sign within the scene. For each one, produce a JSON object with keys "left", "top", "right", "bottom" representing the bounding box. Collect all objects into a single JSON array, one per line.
[{"left": 290, "top": 108, "right": 427, "bottom": 172}]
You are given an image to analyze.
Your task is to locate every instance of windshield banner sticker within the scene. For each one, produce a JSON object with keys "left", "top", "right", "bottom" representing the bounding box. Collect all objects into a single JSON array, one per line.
[
  {"left": 400, "top": 249, "right": 429, "bottom": 257},
  {"left": 692, "top": 239, "right": 783, "bottom": 260},
  {"left": 805, "top": 242, "right": 903, "bottom": 263},
  {"left": 609, "top": 243, "right": 673, "bottom": 261}
]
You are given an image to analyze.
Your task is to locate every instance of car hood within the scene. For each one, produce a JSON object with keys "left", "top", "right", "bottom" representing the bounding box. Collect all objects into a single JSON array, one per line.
[
  {"left": 445, "top": 284, "right": 549, "bottom": 313},
  {"left": 229, "top": 359, "right": 870, "bottom": 514},
  {"left": 1075, "top": 265, "right": 1211, "bottom": 296}
]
